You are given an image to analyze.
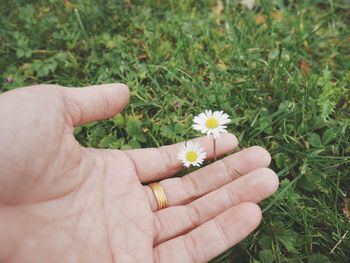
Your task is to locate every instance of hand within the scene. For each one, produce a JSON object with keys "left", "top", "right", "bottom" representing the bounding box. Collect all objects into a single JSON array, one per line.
[{"left": 0, "top": 84, "right": 279, "bottom": 262}]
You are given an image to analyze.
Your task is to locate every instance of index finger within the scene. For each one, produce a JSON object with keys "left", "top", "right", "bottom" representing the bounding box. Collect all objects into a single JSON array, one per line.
[{"left": 124, "top": 133, "right": 238, "bottom": 182}]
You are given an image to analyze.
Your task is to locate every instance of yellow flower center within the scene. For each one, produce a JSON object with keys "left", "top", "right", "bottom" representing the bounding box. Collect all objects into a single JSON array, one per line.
[
  {"left": 205, "top": 117, "right": 219, "bottom": 129},
  {"left": 186, "top": 151, "right": 198, "bottom": 162}
]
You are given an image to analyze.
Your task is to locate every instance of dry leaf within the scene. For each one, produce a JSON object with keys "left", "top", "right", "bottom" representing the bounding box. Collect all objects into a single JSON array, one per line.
[
  {"left": 217, "top": 60, "right": 227, "bottom": 70},
  {"left": 138, "top": 54, "right": 149, "bottom": 61},
  {"left": 125, "top": 0, "right": 132, "bottom": 8},
  {"left": 213, "top": 0, "right": 224, "bottom": 16},
  {"left": 344, "top": 207, "right": 350, "bottom": 220},
  {"left": 256, "top": 14, "right": 266, "bottom": 25},
  {"left": 344, "top": 198, "right": 350, "bottom": 221},
  {"left": 299, "top": 59, "right": 311, "bottom": 76},
  {"left": 63, "top": 0, "right": 76, "bottom": 10},
  {"left": 272, "top": 10, "right": 283, "bottom": 22}
]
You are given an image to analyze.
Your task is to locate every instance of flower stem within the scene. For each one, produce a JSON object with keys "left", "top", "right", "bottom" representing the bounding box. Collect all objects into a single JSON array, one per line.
[{"left": 213, "top": 137, "right": 216, "bottom": 161}]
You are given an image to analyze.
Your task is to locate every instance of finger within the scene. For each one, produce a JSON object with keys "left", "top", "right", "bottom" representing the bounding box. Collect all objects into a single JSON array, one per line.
[
  {"left": 145, "top": 146, "right": 271, "bottom": 211},
  {"left": 154, "top": 167, "right": 278, "bottom": 244},
  {"left": 62, "top": 83, "right": 129, "bottom": 126},
  {"left": 154, "top": 202, "right": 261, "bottom": 263},
  {"left": 126, "top": 133, "right": 238, "bottom": 182}
]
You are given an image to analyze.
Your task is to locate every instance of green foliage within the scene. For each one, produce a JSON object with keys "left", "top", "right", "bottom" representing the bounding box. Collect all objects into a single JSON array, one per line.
[
  {"left": 1, "top": 0, "right": 350, "bottom": 262},
  {"left": 316, "top": 68, "right": 345, "bottom": 121},
  {"left": 14, "top": 32, "right": 32, "bottom": 59},
  {"left": 259, "top": 249, "right": 274, "bottom": 263},
  {"left": 307, "top": 253, "right": 331, "bottom": 263}
]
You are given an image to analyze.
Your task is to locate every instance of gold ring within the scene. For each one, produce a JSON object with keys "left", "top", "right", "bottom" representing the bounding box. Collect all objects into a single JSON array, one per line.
[{"left": 148, "top": 182, "right": 168, "bottom": 210}]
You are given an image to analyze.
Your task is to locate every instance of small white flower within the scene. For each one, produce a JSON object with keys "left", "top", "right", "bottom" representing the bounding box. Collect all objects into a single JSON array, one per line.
[
  {"left": 192, "top": 110, "right": 231, "bottom": 139},
  {"left": 177, "top": 141, "right": 207, "bottom": 168},
  {"left": 240, "top": 0, "right": 255, "bottom": 10}
]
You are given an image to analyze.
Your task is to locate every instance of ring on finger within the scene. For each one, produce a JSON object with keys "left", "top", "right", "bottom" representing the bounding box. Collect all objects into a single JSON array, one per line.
[{"left": 148, "top": 182, "right": 168, "bottom": 210}]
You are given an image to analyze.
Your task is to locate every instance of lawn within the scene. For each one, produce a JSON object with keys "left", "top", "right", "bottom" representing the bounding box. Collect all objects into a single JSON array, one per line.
[{"left": 1, "top": 0, "right": 349, "bottom": 262}]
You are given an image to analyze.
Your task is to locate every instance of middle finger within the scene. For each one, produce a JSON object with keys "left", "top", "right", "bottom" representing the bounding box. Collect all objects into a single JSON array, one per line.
[{"left": 145, "top": 146, "right": 271, "bottom": 211}]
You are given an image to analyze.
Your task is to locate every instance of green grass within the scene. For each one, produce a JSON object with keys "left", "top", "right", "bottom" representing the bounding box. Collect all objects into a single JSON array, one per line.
[{"left": 1, "top": 0, "right": 350, "bottom": 262}]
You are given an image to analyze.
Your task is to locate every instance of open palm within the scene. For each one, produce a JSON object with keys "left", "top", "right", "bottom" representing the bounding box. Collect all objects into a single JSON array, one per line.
[{"left": 0, "top": 84, "right": 278, "bottom": 263}]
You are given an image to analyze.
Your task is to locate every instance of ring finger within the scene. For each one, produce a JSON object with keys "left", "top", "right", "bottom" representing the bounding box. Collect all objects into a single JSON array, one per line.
[{"left": 154, "top": 167, "right": 279, "bottom": 245}]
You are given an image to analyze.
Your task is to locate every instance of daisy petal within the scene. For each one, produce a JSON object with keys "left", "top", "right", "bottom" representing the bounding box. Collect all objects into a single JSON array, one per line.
[
  {"left": 193, "top": 110, "right": 231, "bottom": 138},
  {"left": 177, "top": 140, "right": 207, "bottom": 168}
]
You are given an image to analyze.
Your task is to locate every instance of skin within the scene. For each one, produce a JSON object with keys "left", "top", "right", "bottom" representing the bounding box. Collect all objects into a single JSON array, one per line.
[{"left": 0, "top": 83, "right": 279, "bottom": 263}]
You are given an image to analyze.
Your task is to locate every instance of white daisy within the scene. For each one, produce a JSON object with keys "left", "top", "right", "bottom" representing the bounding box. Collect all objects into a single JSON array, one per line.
[
  {"left": 192, "top": 110, "right": 231, "bottom": 139},
  {"left": 240, "top": 0, "right": 255, "bottom": 10},
  {"left": 177, "top": 141, "right": 207, "bottom": 168}
]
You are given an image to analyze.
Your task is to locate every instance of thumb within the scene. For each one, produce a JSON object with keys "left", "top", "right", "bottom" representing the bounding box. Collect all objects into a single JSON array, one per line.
[{"left": 62, "top": 83, "right": 129, "bottom": 126}]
